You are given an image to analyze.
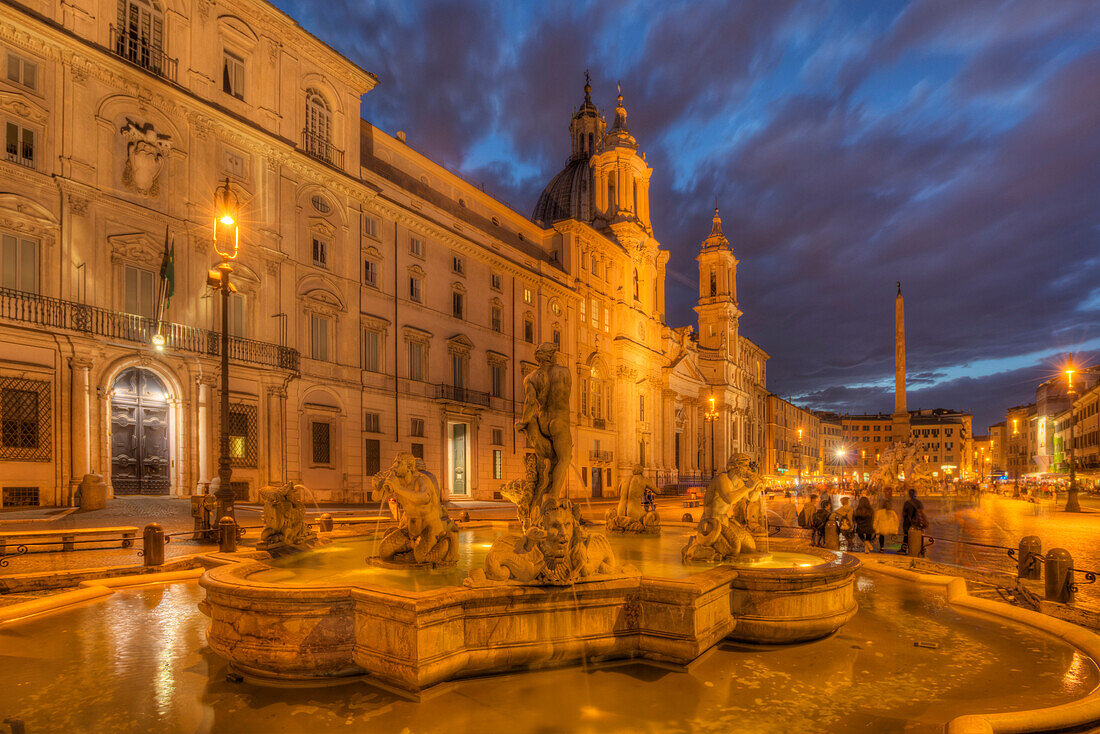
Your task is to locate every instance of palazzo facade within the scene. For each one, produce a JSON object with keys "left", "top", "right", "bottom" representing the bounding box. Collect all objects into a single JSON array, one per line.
[{"left": 0, "top": 0, "right": 767, "bottom": 507}]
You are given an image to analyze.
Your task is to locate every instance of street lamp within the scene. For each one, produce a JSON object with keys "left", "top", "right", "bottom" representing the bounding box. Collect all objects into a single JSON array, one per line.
[
  {"left": 210, "top": 178, "right": 240, "bottom": 525},
  {"left": 835, "top": 446, "right": 847, "bottom": 489},
  {"left": 797, "top": 427, "right": 803, "bottom": 485},
  {"left": 704, "top": 397, "right": 719, "bottom": 478},
  {"left": 1065, "top": 366, "right": 1081, "bottom": 513}
]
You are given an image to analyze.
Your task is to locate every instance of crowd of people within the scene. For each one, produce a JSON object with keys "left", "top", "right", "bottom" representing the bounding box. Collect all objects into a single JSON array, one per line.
[{"left": 772, "top": 488, "right": 929, "bottom": 553}]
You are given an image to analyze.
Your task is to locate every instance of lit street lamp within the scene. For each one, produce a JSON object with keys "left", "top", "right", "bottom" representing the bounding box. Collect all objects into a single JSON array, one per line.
[
  {"left": 1065, "top": 366, "right": 1081, "bottom": 513},
  {"left": 797, "top": 427, "right": 803, "bottom": 485},
  {"left": 209, "top": 178, "right": 240, "bottom": 525},
  {"left": 704, "top": 396, "right": 719, "bottom": 478},
  {"left": 835, "top": 446, "right": 847, "bottom": 486}
]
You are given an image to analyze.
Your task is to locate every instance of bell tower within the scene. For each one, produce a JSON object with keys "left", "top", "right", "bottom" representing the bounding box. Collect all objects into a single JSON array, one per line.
[
  {"left": 569, "top": 71, "right": 605, "bottom": 160},
  {"left": 695, "top": 206, "right": 741, "bottom": 357}
]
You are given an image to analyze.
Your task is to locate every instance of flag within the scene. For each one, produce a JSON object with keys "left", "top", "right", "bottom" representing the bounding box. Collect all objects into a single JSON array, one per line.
[{"left": 158, "top": 226, "right": 175, "bottom": 311}]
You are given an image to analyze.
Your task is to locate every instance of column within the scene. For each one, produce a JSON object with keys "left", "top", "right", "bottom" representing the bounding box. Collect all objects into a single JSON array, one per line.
[
  {"left": 70, "top": 357, "right": 93, "bottom": 480},
  {"left": 197, "top": 376, "right": 216, "bottom": 485},
  {"left": 266, "top": 385, "right": 286, "bottom": 486}
]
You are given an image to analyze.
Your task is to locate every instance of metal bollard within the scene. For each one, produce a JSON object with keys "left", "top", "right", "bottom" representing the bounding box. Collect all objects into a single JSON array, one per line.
[
  {"left": 4, "top": 717, "right": 26, "bottom": 734},
  {"left": 1044, "top": 548, "right": 1074, "bottom": 604},
  {"left": 318, "top": 513, "right": 334, "bottom": 532},
  {"left": 681, "top": 513, "right": 693, "bottom": 523},
  {"left": 1017, "top": 536, "right": 1041, "bottom": 580},
  {"left": 218, "top": 516, "right": 238, "bottom": 553},
  {"left": 459, "top": 510, "right": 471, "bottom": 522},
  {"left": 142, "top": 523, "right": 165, "bottom": 567}
]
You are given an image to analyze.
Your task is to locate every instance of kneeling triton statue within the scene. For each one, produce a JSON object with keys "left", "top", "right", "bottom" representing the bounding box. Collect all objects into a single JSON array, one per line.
[
  {"left": 605, "top": 464, "right": 661, "bottom": 533},
  {"left": 682, "top": 453, "right": 762, "bottom": 562},
  {"left": 467, "top": 342, "right": 625, "bottom": 586},
  {"left": 370, "top": 452, "right": 458, "bottom": 567},
  {"left": 256, "top": 482, "right": 319, "bottom": 555}
]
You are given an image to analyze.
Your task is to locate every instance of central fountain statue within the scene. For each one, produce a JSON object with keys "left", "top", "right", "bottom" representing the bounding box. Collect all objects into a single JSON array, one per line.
[
  {"left": 370, "top": 453, "right": 458, "bottom": 567},
  {"left": 681, "top": 453, "right": 764, "bottom": 562},
  {"left": 467, "top": 342, "right": 625, "bottom": 586}
]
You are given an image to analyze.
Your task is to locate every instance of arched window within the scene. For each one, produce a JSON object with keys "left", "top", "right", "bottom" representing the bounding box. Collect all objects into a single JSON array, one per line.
[
  {"left": 709, "top": 269, "right": 717, "bottom": 297},
  {"left": 587, "top": 133, "right": 593, "bottom": 153},
  {"left": 305, "top": 88, "right": 332, "bottom": 148}
]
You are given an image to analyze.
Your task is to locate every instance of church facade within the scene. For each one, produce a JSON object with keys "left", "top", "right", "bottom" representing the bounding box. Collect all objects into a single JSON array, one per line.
[{"left": 0, "top": 0, "right": 767, "bottom": 507}]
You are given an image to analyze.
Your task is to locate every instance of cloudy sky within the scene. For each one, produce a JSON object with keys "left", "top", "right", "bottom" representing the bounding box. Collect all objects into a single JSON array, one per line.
[{"left": 274, "top": 0, "right": 1100, "bottom": 430}]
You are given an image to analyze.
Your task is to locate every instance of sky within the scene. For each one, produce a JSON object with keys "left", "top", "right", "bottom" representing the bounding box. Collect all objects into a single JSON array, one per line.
[{"left": 273, "top": 0, "right": 1100, "bottom": 431}]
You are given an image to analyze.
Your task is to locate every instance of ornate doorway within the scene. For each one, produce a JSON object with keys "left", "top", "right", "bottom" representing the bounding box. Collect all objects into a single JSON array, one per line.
[{"left": 110, "top": 367, "right": 171, "bottom": 495}]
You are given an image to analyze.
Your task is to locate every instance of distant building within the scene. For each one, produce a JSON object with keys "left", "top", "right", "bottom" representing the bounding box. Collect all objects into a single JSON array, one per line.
[
  {"left": 1005, "top": 404, "right": 1037, "bottom": 480},
  {"left": 840, "top": 409, "right": 973, "bottom": 481},
  {"left": 989, "top": 421, "right": 1007, "bottom": 475},
  {"left": 765, "top": 395, "right": 820, "bottom": 481},
  {"left": 815, "top": 412, "right": 844, "bottom": 476}
]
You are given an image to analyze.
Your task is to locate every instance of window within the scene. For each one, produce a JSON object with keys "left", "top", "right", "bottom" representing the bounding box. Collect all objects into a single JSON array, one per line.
[
  {"left": 452, "top": 290, "right": 464, "bottom": 319},
  {"left": 1, "top": 387, "right": 37, "bottom": 449},
  {"left": 408, "top": 341, "right": 425, "bottom": 381},
  {"left": 227, "top": 405, "right": 256, "bottom": 467},
  {"left": 1, "top": 234, "right": 37, "bottom": 294},
  {"left": 227, "top": 292, "right": 246, "bottom": 337},
  {"left": 409, "top": 275, "right": 422, "bottom": 303},
  {"left": 493, "top": 449, "right": 503, "bottom": 479},
  {"left": 364, "top": 412, "right": 380, "bottom": 433},
  {"left": 633, "top": 269, "right": 640, "bottom": 300},
  {"left": 123, "top": 265, "right": 155, "bottom": 319},
  {"left": 552, "top": 327, "right": 561, "bottom": 347},
  {"left": 491, "top": 428, "right": 503, "bottom": 445},
  {"left": 709, "top": 269, "right": 716, "bottom": 297},
  {"left": 225, "top": 149, "right": 246, "bottom": 178},
  {"left": 639, "top": 394, "right": 645, "bottom": 422},
  {"left": 452, "top": 254, "right": 465, "bottom": 274},
  {"left": 451, "top": 351, "right": 468, "bottom": 389},
  {"left": 312, "top": 236, "right": 329, "bottom": 268},
  {"left": 363, "top": 329, "right": 381, "bottom": 372},
  {"left": 310, "top": 314, "right": 329, "bottom": 361},
  {"left": 580, "top": 299, "right": 586, "bottom": 323},
  {"left": 7, "top": 53, "right": 37, "bottom": 91},
  {"left": 311, "top": 195, "right": 332, "bottom": 214},
  {"left": 364, "top": 438, "right": 381, "bottom": 475},
  {"left": 304, "top": 88, "right": 331, "bottom": 143},
  {"left": 311, "top": 421, "right": 331, "bottom": 464},
  {"left": 5, "top": 122, "right": 34, "bottom": 168},
  {"left": 409, "top": 236, "right": 423, "bottom": 257},
  {"left": 410, "top": 417, "right": 425, "bottom": 437},
  {"left": 604, "top": 306, "right": 610, "bottom": 333},
  {"left": 364, "top": 216, "right": 379, "bottom": 239},
  {"left": 222, "top": 51, "right": 245, "bottom": 99},
  {"left": 115, "top": 0, "right": 166, "bottom": 75},
  {"left": 491, "top": 304, "right": 502, "bottom": 333},
  {"left": 523, "top": 318, "right": 534, "bottom": 343},
  {"left": 590, "top": 299, "right": 598, "bottom": 328},
  {"left": 523, "top": 287, "right": 532, "bottom": 304},
  {"left": 364, "top": 259, "right": 377, "bottom": 287},
  {"left": 490, "top": 362, "right": 505, "bottom": 398},
  {"left": 411, "top": 443, "right": 424, "bottom": 459},
  {"left": 490, "top": 273, "right": 501, "bottom": 291}
]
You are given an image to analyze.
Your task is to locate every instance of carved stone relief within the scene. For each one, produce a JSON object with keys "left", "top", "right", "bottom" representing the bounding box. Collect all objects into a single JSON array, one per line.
[{"left": 120, "top": 119, "right": 172, "bottom": 196}]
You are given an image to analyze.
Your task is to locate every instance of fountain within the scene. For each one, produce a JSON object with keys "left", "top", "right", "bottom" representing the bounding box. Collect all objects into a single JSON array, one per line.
[
  {"left": 604, "top": 464, "right": 661, "bottom": 533},
  {"left": 199, "top": 342, "right": 859, "bottom": 691}
]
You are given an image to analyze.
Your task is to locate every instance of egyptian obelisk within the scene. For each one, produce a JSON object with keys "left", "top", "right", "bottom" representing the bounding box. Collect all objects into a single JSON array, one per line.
[{"left": 891, "top": 282, "right": 910, "bottom": 440}]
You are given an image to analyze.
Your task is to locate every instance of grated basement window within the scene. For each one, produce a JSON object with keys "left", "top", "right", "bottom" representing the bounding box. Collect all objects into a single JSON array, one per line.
[
  {"left": 312, "top": 421, "right": 331, "bottom": 464},
  {"left": 227, "top": 403, "right": 258, "bottom": 468},
  {"left": 229, "top": 481, "right": 250, "bottom": 501},
  {"left": 2, "top": 486, "right": 39, "bottom": 507},
  {"left": 0, "top": 377, "right": 50, "bottom": 461}
]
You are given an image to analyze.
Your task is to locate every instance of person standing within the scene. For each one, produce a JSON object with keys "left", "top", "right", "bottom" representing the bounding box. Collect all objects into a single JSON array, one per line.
[
  {"left": 798, "top": 493, "right": 818, "bottom": 540},
  {"left": 873, "top": 498, "right": 899, "bottom": 552},
  {"left": 812, "top": 497, "right": 832, "bottom": 547},
  {"left": 832, "top": 496, "right": 856, "bottom": 551},
  {"left": 901, "top": 488, "right": 926, "bottom": 553},
  {"left": 854, "top": 495, "right": 875, "bottom": 552},
  {"left": 778, "top": 491, "right": 799, "bottom": 531}
]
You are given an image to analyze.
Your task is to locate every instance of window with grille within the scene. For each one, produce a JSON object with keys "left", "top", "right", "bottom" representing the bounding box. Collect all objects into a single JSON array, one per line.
[
  {"left": 364, "top": 412, "right": 380, "bottom": 433},
  {"left": 0, "top": 377, "right": 49, "bottom": 461},
  {"left": 363, "top": 329, "right": 381, "bottom": 372},
  {"left": 364, "top": 216, "right": 379, "bottom": 239},
  {"left": 222, "top": 51, "right": 245, "bottom": 99},
  {"left": 6, "top": 53, "right": 37, "bottom": 91},
  {"left": 408, "top": 341, "right": 425, "bottom": 381},
  {"left": 552, "top": 327, "right": 561, "bottom": 347},
  {"left": 493, "top": 449, "right": 503, "bottom": 479},
  {"left": 2, "top": 486, "right": 38, "bottom": 507},
  {"left": 311, "top": 421, "right": 331, "bottom": 464},
  {"left": 364, "top": 259, "right": 377, "bottom": 287},
  {"left": 410, "top": 418, "right": 425, "bottom": 437},
  {"left": 305, "top": 88, "right": 331, "bottom": 142},
  {"left": 312, "top": 236, "right": 329, "bottom": 268},
  {"left": 227, "top": 404, "right": 257, "bottom": 467},
  {"left": 452, "top": 291, "right": 464, "bottom": 319},
  {"left": 364, "top": 438, "right": 380, "bottom": 475},
  {"left": 523, "top": 319, "right": 533, "bottom": 344},
  {"left": 5, "top": 121, "right": 35, "bottom": 169},
  {"left": 490, "top": 273, "right": 501, "bottom": 291},
  {"left": 1, "top": 234, "right": 38, "bottom": 294},
  {"left": 452, "top": 254, "right": 464, "bottom": 274},
  {"left": 491, "top": 428, "right": 503, "bottom": 445},
  {"left": 311, "top": 315, "right": 329, "bottom": 361}
]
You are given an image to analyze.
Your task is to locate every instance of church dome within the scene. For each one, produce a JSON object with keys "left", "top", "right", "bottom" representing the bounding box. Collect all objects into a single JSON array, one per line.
[{"left": 532, "top": 156, "right": 591, "bottom": 225}]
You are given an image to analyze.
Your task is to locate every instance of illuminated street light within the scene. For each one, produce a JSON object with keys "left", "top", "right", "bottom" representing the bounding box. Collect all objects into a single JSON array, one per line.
[
  {"left": 1065, "top": 365, "right": 1081, "bottom": 513},
  {"left": 211, "top": 178, "right": 241, "bottom": 526},
  {"left": 704, "top": 396, "right": 719, "bottom": 478}
]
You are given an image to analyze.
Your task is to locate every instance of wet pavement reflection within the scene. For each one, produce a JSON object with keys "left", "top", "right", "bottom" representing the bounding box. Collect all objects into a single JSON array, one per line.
[{"left": 0, "top": 574, "right": 1094, "bottom": 733}]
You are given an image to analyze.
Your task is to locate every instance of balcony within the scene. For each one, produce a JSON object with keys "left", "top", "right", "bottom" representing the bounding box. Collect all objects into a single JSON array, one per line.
[
  {"left": 436, "top": 384, "right": 490, "bottom": 407},
  {"left": 590, "top": 450, "right": 613, "bottom": 462},
  {"left": 302, "top": 129, "right": 345, "bottom": 169},
  {"left": 109, "top": 26, "right": 178, "bottom": 83},
  {"left": 592, "top": 418, "right": 606, "bottom": 430},
  {"left": 0, "top": 287, "right": 299, "bottom": 373}
]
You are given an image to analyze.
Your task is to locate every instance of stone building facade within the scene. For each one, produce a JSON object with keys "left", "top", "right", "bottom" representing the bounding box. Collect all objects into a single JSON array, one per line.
[
  {"left": 840, "top": 409, "right": 974, "bottom": 481},
  {"left": 0, "top": 0, "right": 769, "bottom": 506},
  {"left": 764, "top": 395, "right": 821, "bottom": 481}
]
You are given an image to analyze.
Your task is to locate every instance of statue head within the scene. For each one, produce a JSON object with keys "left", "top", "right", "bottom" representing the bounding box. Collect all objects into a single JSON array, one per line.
[
  {"left": 391, "top": 452, "right": 418, "bottom": 480},
  {"left": 535, "top": 342, "right": 558, "bottom": 365},
  {"left": 632, "top": 464, "right": 644, "bottom": 476},
  {"left": 725, "top": 453, "right": 751, "bottom": 476}
]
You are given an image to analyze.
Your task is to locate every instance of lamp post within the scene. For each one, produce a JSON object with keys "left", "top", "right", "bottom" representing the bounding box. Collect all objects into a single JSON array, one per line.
[
  {"left": 1066, "top": 367, "right": 1081, "bottom": 513},
  {"left": 797, "top": 427, "right": 803, "bottom": 486},
  {"left": 835, "top": 446, "right": 847, "bottom": 487},
  {"left": 210, "top": 178, "right": 240, "bottom": 525},
  {"left": 704, "top": 396, "right": 719, "bottom": 478}
]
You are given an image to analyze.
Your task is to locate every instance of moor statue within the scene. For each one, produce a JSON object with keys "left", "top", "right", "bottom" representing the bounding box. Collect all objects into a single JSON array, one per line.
[
  {"left": 605, "top": 464, "right": 661, "bottom": 533},
  {"left": 370, "top": 452, "right": 458, "bottom": 567},
  {"left": 515, "top": 342, "right": 572, "bottom": 505},
  {"left": 682, "top": 453, "right": 762, "bottom": 562}
]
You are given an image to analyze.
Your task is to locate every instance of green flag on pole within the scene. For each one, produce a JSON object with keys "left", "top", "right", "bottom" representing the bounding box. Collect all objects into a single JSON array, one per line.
[{"left": 158, "top": 227, "right": 174, "bottom": 311}]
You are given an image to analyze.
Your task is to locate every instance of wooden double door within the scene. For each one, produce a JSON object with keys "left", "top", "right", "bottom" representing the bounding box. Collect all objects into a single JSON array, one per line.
[{"left": 110, "top": 368, "right": 171, "bottom": 495}]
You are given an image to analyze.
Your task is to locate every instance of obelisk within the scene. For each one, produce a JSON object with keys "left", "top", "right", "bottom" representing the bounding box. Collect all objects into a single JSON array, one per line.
[{"left": 892, "top": 282, "right": 910, "bottom": 440}]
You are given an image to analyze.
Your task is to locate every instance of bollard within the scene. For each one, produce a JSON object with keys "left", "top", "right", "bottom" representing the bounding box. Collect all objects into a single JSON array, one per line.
[
  {"left": 681, "top": 513, "right": 693, "bottom": 523},
  {"left": 1044, "top": 548, "right": 1074, "bottom": 604},
  {"left": 318, "top": 513, "right": 334, "bottom": 532},
  {"left": 218, "top": 516, "right": 238, "bottom": 553},
  {"left": 1017, "top": 536, "right": 1042, "bottom": 580},
  {"left": 142, "top": 523, "right": 165, "bottom": 567},
  {"left": 906, "top": 527, "right": 923, "bottom": 557},
  {"left": 459, "top": 510, "right": 471, "bottom": 523},
  {"left": 4, "top": 717, "right": 26, "bottom": 734},
  {"left": 823, "top": 522, "right": 839, "bottom": 550}
]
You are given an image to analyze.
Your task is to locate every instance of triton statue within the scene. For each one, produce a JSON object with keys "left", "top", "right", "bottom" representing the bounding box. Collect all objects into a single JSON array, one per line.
[
  {"left": 605, "top": 464, "right": 661, "bottom": 533},
  {"left": 370, "top": 453, "right": 458, "bottom": 567}
]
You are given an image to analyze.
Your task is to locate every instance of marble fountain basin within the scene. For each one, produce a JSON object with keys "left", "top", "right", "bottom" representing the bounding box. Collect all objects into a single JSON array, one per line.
[{"left": 199, "top": 526, "right": 859, "bottom": 692}]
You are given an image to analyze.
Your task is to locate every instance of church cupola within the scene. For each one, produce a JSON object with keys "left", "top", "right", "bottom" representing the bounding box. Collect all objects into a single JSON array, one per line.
[
  {"left": 590, "top": 82, "right": 652, "bottom": 230},
  {"left": 533, "top": 73, "right": 605, "bottom": 225},
  {"left": 569, "top": 71, "right": 605, "bottom": 160}
]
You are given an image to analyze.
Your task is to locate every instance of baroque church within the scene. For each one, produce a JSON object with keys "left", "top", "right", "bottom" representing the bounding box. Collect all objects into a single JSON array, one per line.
[{"left": 0, "top": 0, "right": 767, "bottom": 507}]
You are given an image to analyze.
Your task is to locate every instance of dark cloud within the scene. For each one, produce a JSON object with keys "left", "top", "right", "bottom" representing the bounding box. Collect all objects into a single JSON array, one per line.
[{"left": 273, "top": 0, "right": 1100, "bottom": 430}]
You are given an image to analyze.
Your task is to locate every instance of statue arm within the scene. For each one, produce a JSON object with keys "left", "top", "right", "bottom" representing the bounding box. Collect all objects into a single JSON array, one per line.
[{"left": 516, "top": 377, "right": 538, "bottom": 429}]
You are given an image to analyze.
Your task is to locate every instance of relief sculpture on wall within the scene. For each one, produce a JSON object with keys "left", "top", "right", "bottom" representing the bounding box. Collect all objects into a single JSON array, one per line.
[{"left": 120, "top": 119, "right": 172, "bottom": 196}]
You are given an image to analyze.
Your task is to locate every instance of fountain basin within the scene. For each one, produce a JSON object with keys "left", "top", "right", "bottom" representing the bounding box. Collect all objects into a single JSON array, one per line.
[{"left": 200, "top": 538, "right": 858, "bottom": 692}]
